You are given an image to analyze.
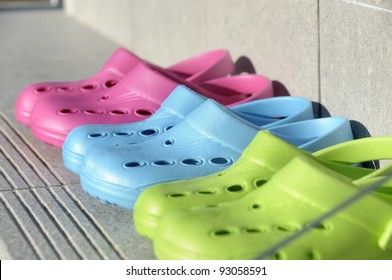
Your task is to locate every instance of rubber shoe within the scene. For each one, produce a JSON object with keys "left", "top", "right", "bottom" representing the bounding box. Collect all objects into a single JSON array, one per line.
[
  {"left": 62, "top": 88, "right": 314, "bottom": 174},
  {"left": 135, "top": 132, "right": 392, "bottom": 239},
  {"left": 153, "top": 155, "right": 392, "bottom": 260},
  {"left": 29, "top": 62, "right": 273, "bottom": 147},
  {"left": 79, "top": 99, "right": 353, "bottom": 209},
  {"left": 15, "top": 48, "right": 235, "bottom": 126}
]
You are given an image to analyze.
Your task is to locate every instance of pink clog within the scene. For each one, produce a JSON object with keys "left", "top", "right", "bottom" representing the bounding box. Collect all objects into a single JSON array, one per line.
[
  {"left": 29, "top": 62, "right": 274, "bottom": 147},
  {"left": 15, "top": 48, "right": 235, "bottom": 125}
]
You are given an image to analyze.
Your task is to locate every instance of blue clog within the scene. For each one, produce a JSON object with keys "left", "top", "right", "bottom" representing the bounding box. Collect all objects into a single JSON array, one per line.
[
  {"left": 78, "top": 99, "right": 353, "bottom": 209},
  {"left": 63, "top": 86, "right": 314, "bottom": 173}
]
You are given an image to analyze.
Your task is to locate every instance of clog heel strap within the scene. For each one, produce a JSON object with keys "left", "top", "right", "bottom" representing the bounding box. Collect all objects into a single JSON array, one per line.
[
  {"left": 231, "top": 96, "right": 314, "bottom": 128},
  {"left": 194, "top": 74, "right": 274, "bottom": 107},
  {"left": 102, "top": 48, "right": 235, "bottom": 81},
  {"left": 151, "top": 71, "right": 274, "bottom": 107},
  {"left": 153, "top": 156, "right": 392, "bottom": 260},
  {"left": 158, "top": 49, "right": 235, "bottom": 83},
  {"left": 118, "top": 65, "right": 274, "bottom": 108},
  {"left": 314, "top": 136, "right": 392, "bottom": 165},
  {"left": 312, "top": 137, "right": 392, "bottom": 181},
  {"left": 268, "top": 116, "right": 353, "bottom": 152},
  {"left": 313, "top": 137, "right": 392, "bottom": 202},
  {"left": 314, "top": 136, "right": 392, "bottom": 183}
]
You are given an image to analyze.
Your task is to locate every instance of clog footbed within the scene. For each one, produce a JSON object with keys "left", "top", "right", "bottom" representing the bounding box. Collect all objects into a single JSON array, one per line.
[
  {"left": 79, "top": 99, "right": 353, "bottom": 209},
  {"left": 153, "top": 156, "right": 392, "bottom": 260},
  {"left": 133, "top": 133, "right": 392, "bottom": 240},
  {"left": 62, "top": 87, "right": 314, "bottom": 174},
  {"left": 15, "top": 48, "right": 235, "bottom": 126},
  {"left": 29, "top": 62, "right": 273, "bottom": 148}
]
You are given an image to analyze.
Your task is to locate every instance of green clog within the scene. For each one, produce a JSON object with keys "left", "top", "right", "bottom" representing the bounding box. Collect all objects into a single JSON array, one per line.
[
  {"left": 134, "top": 131, "right": 392, "bottom": 239},
  {"left": 153, "top": 156, "right": 392, "bottom": 260}
]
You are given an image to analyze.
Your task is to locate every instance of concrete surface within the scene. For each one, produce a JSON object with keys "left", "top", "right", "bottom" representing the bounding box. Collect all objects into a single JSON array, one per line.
[
  {"left": 320, "top": 0, "right": 392, "bottom": 136},
  {"left": 64, "top": 0, "right": 320, "bottom": 102},
  {"left": 0, "top": 9, "right": 155, "bottom": 260},
  {"left": 64, "top": 0, "right": 392, "bottom": 137}
]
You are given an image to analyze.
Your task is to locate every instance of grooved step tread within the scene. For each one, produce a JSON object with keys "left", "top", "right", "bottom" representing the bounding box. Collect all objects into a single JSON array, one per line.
[{"left": 0, "top": 9, "right": 154, "bottom": 260}]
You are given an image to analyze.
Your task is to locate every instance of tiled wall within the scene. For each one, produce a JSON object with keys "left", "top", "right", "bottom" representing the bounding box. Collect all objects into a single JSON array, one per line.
[
  {"left": 64, "top": 0, "right": 392, "bottom": 137},
  {"left": 319, "top": 0, "right": 392, "bottom": 137}
]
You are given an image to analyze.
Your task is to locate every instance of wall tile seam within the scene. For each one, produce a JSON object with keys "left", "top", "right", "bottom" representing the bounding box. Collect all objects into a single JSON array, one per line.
[{"left": 317, "top": 0, "right": 322, "bottom": 117}]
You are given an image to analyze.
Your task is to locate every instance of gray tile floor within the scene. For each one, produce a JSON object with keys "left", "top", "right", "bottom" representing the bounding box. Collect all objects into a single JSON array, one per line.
[{"left": 0, "top": 9, "right": 155, "bottom": 259}]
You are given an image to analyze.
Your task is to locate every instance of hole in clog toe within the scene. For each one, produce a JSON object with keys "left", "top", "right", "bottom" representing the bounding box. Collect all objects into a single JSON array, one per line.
[
  {"left": 152, "top": 160, "right": 174, "bottom": 166},
  {"left": 243, "top": 227, "right": 263, "bottom": 234},
  {"left": 135, "top": 108, "right": 154, "bottom": 116},
  {"left": 81, "top": 84, "right": 97, "bottom": 91},
  {"left": 251, "top": 203, "right": 262, "bottom": 210},
  {"left": 310, "top": 222, "right": 330, "bottom": 230},
  {"left": 110, "top": 109, "right": 129, "bottom": 115},
  {"left": 140, "top": 128, "right": 158, "bottom": 136},
  {"left": 167, "top": 193, "right": 188, "bottom": 198},
  {"left": 212, "top": 229, "right": 235, "bottom": 237},
  {"left": 276, "top": 224, "right": 299, "bottom": 233},
  {"left": 123, "top": 161, "right": 146, "bottom": 168},
  {"left": 57, "top": 86, "right": 74, "bottom": 92},
  {"left": 58, "top": 108, "right": 78, "bottom": 114},
  {"left": 226, "top": 184, "right": 244, "bottom": 192},
  {"left": 104, "top": 80, "right": 118, "bottom": 88},
  {"left": 34, "top": 86, "right": 52, "bottom": 94},
  {"left": 113, "top": 131, "right": 133, "bottom": 137},
  {"left": 181, "top": 158, "right": 203, "bottom": 165},
  {"left": 209, "top": 157, "right": 232, "bottom": 165},
  {"left": 87, "top": 132, "right": 108, "bottom": 138},
  {"left": 164, "top": 139, "right": 175, "bottom": 146},
  {"left": 83, "top": 109, "right": 103, "bottom": 115},
  {"left": 254, "top": 179, "right": 267, "bottom": 188},
  {"left": 195, "top": 190, "right": 216, "bottom": 195}
]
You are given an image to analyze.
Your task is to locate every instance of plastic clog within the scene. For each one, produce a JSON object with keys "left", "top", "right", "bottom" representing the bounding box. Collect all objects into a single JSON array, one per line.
[
  {"left": 133, "top": 133, "right": 392, "bottom": 239},
  {"left": 153, "top": 156, "right": 392, "bottom": 260},
  {"left": 28, "top": 62, "right": 273, "bottom": 147},
  {"left": 79, "top": 99, "right": 353, "bottom": 209},
  {"left": 15, "top": 48, "right": 235, "bottom": 126},
  {"left": 62, "top": 86, "right": 314, "bottom": 174}
]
